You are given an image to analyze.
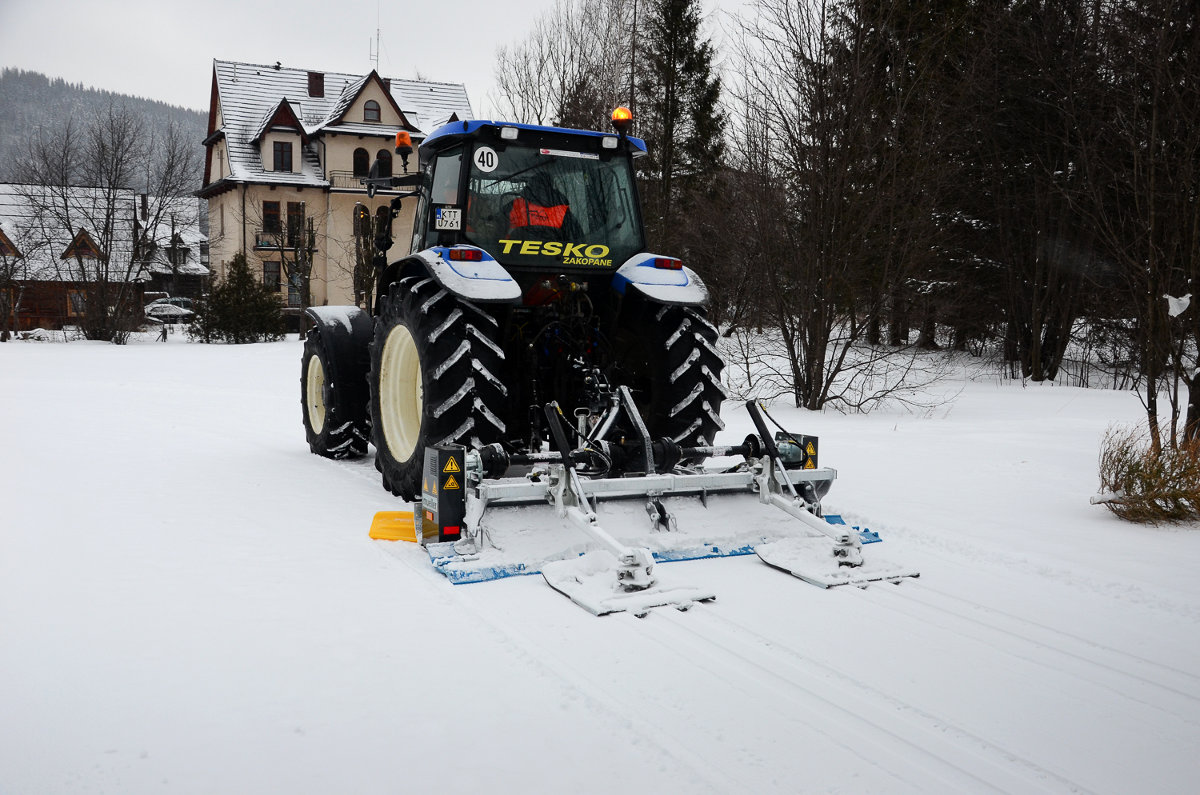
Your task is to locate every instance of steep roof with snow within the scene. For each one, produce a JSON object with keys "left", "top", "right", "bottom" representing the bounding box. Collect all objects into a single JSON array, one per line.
[
  {"left": 0, "top": 184, "right": 207, "bottom": 282},
  {"left": 203, "top": 59, "right": 473, "bottom": 192},
  {"left": 389, "top": 78, "right": 476, "bottom": 135}
]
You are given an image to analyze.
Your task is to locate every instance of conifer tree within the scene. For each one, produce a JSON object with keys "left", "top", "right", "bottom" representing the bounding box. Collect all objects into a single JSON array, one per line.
[
  {"left": 189, "top": 252, "right": 284, "bottom": 344},
  {"left": 635, "top": 0, "right": 725, "bottom": 251}
]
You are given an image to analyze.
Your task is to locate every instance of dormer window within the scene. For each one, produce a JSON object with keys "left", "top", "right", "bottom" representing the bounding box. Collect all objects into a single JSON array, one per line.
[
  {"left": 364, "top": 100, "right": 381, "bottom": 123},
  {"left": 167, "top": 234, "right": 189, "bottom": 266},
  {"left": 62, "top": 228, "right": 103, "bottom": 260},
  {"left": 273, "top": 140, "right": 293, "bottom": 172}
]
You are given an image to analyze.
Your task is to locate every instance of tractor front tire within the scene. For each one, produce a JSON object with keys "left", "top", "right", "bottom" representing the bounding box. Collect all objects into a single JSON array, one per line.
[
  {"left": 302, "top": 328, "right": 369, "bottom": 459},
  {"left": 369, "top": 276, "right": 509, "bottom": 501}
]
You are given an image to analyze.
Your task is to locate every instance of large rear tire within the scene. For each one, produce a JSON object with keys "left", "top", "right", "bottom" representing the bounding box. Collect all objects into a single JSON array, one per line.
[
  {"left": 301, "top": 328, "right": 369, "bottom": 459},
  {"left": 369, "top": 276, "right": 509, "bottom": 500},
  {"left": 615, "top": 302, "right": 727, "bottom": 451}
]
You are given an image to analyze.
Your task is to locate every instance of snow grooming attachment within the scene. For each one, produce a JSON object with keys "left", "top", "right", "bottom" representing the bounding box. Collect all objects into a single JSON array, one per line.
[
  {"left": 742, "top": 401, "right": 919, "bottom": 588},
  {"left": 411, "top": 396, "right": 918, "bottom": 615}
]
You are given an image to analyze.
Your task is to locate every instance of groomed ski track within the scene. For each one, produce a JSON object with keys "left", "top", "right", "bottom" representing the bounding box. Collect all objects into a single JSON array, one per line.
[
  {"left": 3, "top": 338, "right": 1199, "bottom": 794},
  {"left": 375, "top": 517, "right": 1196, "bottom": 794}
]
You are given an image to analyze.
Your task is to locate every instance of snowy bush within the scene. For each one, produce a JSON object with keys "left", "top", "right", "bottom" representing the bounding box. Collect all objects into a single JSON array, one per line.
[{"left": 1097, "top": 425, "right": 1200, "bottom": 523}]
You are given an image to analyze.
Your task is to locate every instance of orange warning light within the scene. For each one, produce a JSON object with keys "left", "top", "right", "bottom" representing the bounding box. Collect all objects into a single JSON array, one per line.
[{"left": 611, "top": 106, "right": 633, "bottom": 135}]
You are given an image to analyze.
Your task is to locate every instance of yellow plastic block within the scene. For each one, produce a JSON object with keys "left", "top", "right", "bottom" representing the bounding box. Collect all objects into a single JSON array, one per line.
[{"left": 369, "top": 511, "right": 418, "bottom": 542}]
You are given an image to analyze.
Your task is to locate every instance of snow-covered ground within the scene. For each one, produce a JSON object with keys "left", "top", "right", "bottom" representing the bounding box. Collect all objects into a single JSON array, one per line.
[{"left": 2, "top": 335, "right": 1199, "bottom": 794}]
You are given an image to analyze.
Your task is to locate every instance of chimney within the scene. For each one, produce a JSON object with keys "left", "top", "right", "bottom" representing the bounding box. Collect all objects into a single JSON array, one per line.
[{"left": 308, "top": 71, "right": 325, "bottom": 97}]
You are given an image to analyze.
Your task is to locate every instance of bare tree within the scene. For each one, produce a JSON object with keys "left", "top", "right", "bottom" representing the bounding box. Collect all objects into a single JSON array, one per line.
[
  {"left": 493, "top": 0, "right": 634, "bottom": 126},
  {"left": 1069, "top": 0, "right": 1200, "bottom": 451},
  {"left": 727, "top": 0, "right": 957, "bottom": 410},
  {"left": 323, "top": 202, "right": 388, "bottom": 312},
  {"left": 0, "top": 221, "right": 41, "bottom": 341},
  {"left": 258, "top": 205, "right": 317, "bottom": 322},
  {"left": 10, "top": 103, "right": 199, "bottom": 343}
]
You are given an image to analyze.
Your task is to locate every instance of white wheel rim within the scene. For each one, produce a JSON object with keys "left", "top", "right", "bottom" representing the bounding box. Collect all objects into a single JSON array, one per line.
[
  {"left": 380, "top": 323, "right": 423, "bottom": 461},
  {"left": 306, "top": 355, "right": 327, "bottom": 434}
]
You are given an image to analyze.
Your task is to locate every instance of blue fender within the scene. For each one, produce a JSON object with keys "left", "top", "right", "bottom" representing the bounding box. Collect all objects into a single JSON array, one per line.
[
  {"left": 611, "top": 253, "right": 709, "bottom": 305},
  {"left": 411, "top": 246, "right": 522, "bottom": 303}
]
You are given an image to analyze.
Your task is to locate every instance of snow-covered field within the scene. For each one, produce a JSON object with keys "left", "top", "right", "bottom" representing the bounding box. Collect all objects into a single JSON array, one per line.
[{"left": 3, "top": 334, "right": 1199, "bottom": 794}]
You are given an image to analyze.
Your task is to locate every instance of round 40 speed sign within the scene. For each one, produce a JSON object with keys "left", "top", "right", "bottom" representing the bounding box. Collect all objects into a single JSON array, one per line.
[{"left": 473, "top": 146, "right": 499, "bottom": 173}]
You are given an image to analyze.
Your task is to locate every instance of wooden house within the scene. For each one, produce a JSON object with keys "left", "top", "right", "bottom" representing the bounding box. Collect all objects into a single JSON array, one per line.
[{"left": 0, "top": 184, "right": 208, "bottom": 333}]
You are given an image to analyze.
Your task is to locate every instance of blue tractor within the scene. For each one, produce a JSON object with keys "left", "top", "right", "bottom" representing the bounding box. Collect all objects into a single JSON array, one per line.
[
  {"left": 301, "top": 110, "right": 916, "bottom": 614},
  {"left": 301, "top": 109, "right": 726, "bottom": 502}
]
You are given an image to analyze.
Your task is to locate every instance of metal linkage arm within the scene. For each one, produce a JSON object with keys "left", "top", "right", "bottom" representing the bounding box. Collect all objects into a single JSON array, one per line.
[
  {"left": 543, "top": 402, "right": 657, "bottom": 590},
  {"left": 744, "top": 401, "right": 862, "bottom": 565}
]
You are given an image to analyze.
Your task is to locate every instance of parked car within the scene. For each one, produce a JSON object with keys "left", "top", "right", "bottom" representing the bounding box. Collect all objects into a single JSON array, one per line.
[
  {"left": 144, "top": 297, "right": 195, "bottom": 323},
  {"left": 146, "top": 297, "right": 195, "bottom": 311}
]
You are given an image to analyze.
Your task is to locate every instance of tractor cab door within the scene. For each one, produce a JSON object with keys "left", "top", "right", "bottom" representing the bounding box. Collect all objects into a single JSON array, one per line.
[{"left": 411, "top": 145, "right": 467, "bottom": 250}]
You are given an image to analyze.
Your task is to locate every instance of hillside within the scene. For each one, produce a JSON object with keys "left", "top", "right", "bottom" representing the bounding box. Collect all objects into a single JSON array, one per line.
[{"left": 0, "top": 68, "right": 207, "bottom": 183}]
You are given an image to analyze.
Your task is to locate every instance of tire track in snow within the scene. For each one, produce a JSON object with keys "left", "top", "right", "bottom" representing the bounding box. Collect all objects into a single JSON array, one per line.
[
  {"left": 368, "top": 541, "right": 742, "bottom": 794},
  {"left": 326, "top": 454, "right": 386, "bottom": 488},
  {"left": 860, "top": 525, "right": 1200, "bottom": 624},
  {"left": 863, "top": 583, "right": 1200, "bottom": 728},
  {"left": 911, "top": 582, "right": 1200, "bottom": 691},
  {"left": 650, "top": 603, "right": 1096, "bottom": 795}
]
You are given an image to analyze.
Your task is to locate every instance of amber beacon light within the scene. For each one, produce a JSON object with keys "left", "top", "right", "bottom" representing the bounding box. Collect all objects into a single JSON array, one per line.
[
  {"left": 611, "top": 106, "right": 633, "bottom": 136},
  {"left": 393, "top": 130, "right": 414, "bottom": 171}
]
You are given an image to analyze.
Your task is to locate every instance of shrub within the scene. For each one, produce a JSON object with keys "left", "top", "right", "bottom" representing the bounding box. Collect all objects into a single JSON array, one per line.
[
  {"left": 189, "top": 253, "right": 285, "bottom": 344},
  {"left": 1096, "top": 425, "right": 1200, "bottom": 523}
]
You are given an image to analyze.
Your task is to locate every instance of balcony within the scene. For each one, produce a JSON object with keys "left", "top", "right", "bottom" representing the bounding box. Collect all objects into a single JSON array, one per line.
[
  {"left": 327, "top": 170, "right": 406, "bottom": 192},
  {"left": 254, "top": 229, "right": 301, "bottom": 250},
  {"left": 328, "top": 170, "right": 370, "bottom": 190}
]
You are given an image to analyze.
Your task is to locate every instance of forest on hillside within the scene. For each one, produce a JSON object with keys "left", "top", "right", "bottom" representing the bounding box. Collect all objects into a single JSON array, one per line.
[{"left": 0, "top": 68, "right": 206, "bottom": 186}]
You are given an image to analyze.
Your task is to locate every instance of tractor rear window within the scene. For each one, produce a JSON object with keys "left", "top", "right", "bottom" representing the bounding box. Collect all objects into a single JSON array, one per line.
[{"left": 464, "top": 143, "right": 644, "bottom": 269}]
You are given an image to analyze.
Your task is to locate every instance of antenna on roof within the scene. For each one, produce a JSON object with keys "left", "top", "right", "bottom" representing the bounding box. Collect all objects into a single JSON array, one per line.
[{"left": 369, "top": 0, "right": 381, "bottom": 71}]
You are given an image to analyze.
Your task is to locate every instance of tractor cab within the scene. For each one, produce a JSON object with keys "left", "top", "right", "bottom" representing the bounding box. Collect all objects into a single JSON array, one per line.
[{"left": 376, "top": 115, "right": 649, "bottom": 280}]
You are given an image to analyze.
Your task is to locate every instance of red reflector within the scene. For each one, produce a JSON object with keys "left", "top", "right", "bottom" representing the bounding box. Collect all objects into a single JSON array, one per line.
[
  {"left": 653, "top": 257, "right": 682, "bottom": 270},
  {"left": 448, "top": 248, "right": 483, "bottom": 261},
  {"left": 443, "top": 525, "right": 461, "bottom": 537}
]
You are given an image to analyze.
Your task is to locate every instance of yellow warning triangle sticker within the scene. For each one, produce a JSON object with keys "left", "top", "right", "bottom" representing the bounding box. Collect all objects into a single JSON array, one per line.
[
  {"left": 423, "top": 477, "right": 428, "bottom": 493},
  {"left": 443, "top": 474, "right": 461, "bottom": 490},
  {"left": 442, "top": 457, "right": 461, "bottom": 473},
  {"left": 804, "top": 459, "right": 816, "bottom": 470},
  {"left": 806, "top": 441, "right": 816, "bottom": 456}
]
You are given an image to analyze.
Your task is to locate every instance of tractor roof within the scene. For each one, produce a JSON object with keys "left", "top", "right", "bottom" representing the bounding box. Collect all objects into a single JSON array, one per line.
[{"left": 420, "top": 119, "right": 647, "bottom": 157}]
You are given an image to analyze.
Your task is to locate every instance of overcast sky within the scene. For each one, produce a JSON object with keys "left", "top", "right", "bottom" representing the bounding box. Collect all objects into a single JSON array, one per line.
[
  {"left": 0, "top": 0, "right": 744, "bottom": 120},
  {"left": 0, "top": 0, "right": 561, "bottom": 116}
]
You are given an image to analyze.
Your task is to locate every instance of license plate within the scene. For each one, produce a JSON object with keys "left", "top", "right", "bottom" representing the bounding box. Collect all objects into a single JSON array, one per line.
[{"left": 435, "top": 207, "right": 461, "bottom": 230}]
